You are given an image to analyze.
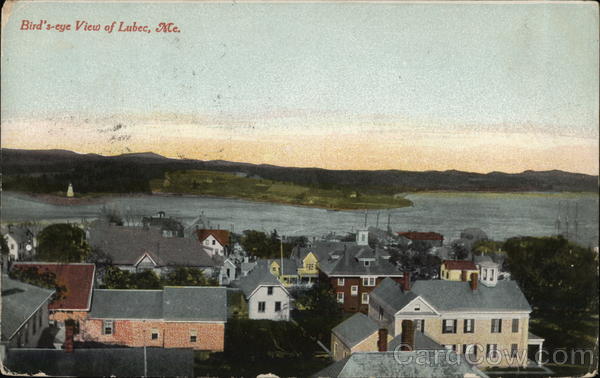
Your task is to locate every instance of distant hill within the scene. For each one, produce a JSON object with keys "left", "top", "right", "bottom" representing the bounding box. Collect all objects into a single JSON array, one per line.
[{"left": 1, "top": 148, "right": 597, "bottom": 194}]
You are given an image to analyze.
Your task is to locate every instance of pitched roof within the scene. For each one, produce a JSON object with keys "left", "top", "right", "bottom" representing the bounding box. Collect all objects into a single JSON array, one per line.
[
  {"left": 197, "top": 229, "right": 230, "bottom": 246},
  {"left": 268, "top": 258, "right": 298, "bottom": 275},
  {"left": 370, "top": 277, "right": 531, "bottom": 313},
  {"left": 332, "top": 312, "right": 379, "bottom": 348},
  {"left": 321, "top": 246, "right": 402, "bottom": 277},
  {"left": 312, "top": 351, "right": 488, "bottom": 378},
  {"left": 88, "top": 287, "right": 227, "bottom": 322},
  {"left": 369, "top": 278, "right": 417, "bottom": 313},
  {"left": 398, "top": 232, "right": 444, "bottom": 241},
  {"left": 442, "top": 260, "right": 478, "bottom": 271},
  {"left": 12, "top": 263, "right": 95, "bottom": 311},
  {"left": 388, "top": 332, "right": 445, "bottom": 351},
  {"left": 1, "top": 275, "right": 54, "bottom": 341},
  {"left": 88, "top": 224, "right": 218, "bottom": 268},
  {"left": 4, "top": 347, "right": 194, "bottom": 377},
  {"left": 235, "top": 260, "right": 284, "bottom": 298}
]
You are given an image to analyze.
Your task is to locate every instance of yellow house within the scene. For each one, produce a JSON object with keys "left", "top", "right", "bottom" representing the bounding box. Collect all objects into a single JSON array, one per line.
[
  {"left": 440, "top": 260, "right": 479, "bottom": 281},
  {"left": 297, "top": 251, "right": 319, "bottom": 285},
  {"left": 269, "top": 259, "right": 299, "bottom": 287}
]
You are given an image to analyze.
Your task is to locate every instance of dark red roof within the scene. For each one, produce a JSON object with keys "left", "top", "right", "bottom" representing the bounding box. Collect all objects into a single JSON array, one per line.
[
  {"left": 196, "top": 229, "right": 230, "bottom": 247},
  {"left": 397, "top": 232, "right": 444, "bottom": 241},
  {"left": 12, "top": 263, "right": 95, "bottom": 311},
  {"left": 442, "top": 260, "right": 478, "bottom": 271}
]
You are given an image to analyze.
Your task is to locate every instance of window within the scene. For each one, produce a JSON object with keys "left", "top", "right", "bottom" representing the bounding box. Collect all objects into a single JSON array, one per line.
[
  {"left": 267, "top": 286, "right": 274, "bottom": 296},
  {"left": 38, "top": 310, "right": 42, "bottom": 328},
  {"left": 350, "top": 285, "right": 358, "bottom": 296},
  {"left": 151, "top": 329, "right": 159, "bottom": 340},
  {"left": 414, "top": 305, "right": 420, "bottom": 311},
  {"left": 464, "top": 319, "right": 475, "bottom": 333},
  {"left": 442, "top": 319, "right": 457, "bottom": 334},
  {"left": 362, "top": 277, "right": 376, "bottom": 286},
  {"left": 333, "top": 342, "right": 337, "bottom": 356},
  {"left": 337, "top": 292, "right": 344, "bottom": 303},
  {"left": 463, "top": 344, "right": 477, "bottom": 356},
  {"left": 306, "top": 263, "right": 315, "bottom": 271},
  {"left": 337, "top": 278, "right": 345, "bottom": 286},
  {"left": 378, "top": 306, "right": 384, "bottom": 321},
  {"left": 258, "top": 301, "right": 266, "bottom": 313},
  {"left": 32, "top": 314, "right": 37, "bottom": 334},
  {"left": 189, "top": 330, "right": 198, "bottom": 343},
  {"left": 212, "top": 240, "right": 216, "bottom": 245},
  {"left": 103, "top": 320, "right": 114, "bottom": 335},
  {"left": 486, "top": 344, "right": 498, "bottom": 358},
  {"left": 363, "top": 260, "right": 370, "bottom": 267},
  {"left": 361, "top": 293, "right": 369, "bottom": 304},
  {"left": 414, "top": 319, "right": 425, "bottom": 333},
  {"left": 483, "top": 269, "right": 487, "bottom": 280},
  {"left": 512, "top": 318, "right": 519, "bottom": 333},
  {"left": 511, "top": 344, "right": 518, "bottom": 358},
  {"left": 491, "top": 319, "right": 502, "bottom": 333},
  {"left": 275, "top": 301, "right": 282, "bottom": 312}
]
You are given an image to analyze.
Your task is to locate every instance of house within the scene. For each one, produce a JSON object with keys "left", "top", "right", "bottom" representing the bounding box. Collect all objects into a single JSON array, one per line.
[
  {"left": 2, "top": 225, "right": 37, "bottom": 261},
  {"left": 11, "top": 263, "right": 95, "bottom": 325},
  {"left": 1, "top": 274, "right": 54, "bottom": 348},
  {"left": 197, "top": 229, "right": 230, "bottom": 257},
  {"left": 79, "top": 286, "right": 227, "bottom": 351},
  {"left": 312, "top": 351, "right": 488, "bottom": 378},
  {"left": 367, "top": 271, "right": 540, "bottom": 367},
  {"left": 440, "top": 260, "right": 479, "bottom": 281},
  {"left": 318, "top": 237, "right": 403, "bottom": 313},
  {"left": 219, "top": 258, "right": 237, "bottom": 285},
  {"left": 142, "top": 212, "right": 184, "bottom": 238},
  {"left": 88, "top": 222, "right": 220, "bottom": 277},
  {"left": 268, "top": 258, "right": 300, "bottom": 287},
  {"left": 397, "top": 231, "right": 444, "bottom": 248},
  {"left": 236, "top": 261, "right": 291, "bottom": 321},
  {"left": 4, "top": 347, "right": 194, "bottom": 377}
]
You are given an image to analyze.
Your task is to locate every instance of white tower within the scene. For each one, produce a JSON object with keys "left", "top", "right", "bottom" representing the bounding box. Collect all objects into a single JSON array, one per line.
[
  {"left": 356, "top": 229, "right": 369, "bottom": 246},
  {"left": 478, "top": 260, "right": 499, "bottom": 287},
  {"left": 66, "top": 183, "right": 74, "bottom": 198}
]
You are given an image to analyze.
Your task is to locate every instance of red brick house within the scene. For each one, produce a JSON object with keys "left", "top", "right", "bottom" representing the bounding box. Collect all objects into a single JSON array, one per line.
[
  {"left": 319, "top": 244, "right": 403, "bottom": 313},
  {"left": 12, "top": 262, "right": 95, "bottom": 324},
  {"left": 80, "top": 287, "right": 227, "bottom": 351}
]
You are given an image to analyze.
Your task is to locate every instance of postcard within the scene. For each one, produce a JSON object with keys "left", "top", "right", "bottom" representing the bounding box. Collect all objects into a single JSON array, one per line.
[{"left": 1, "top": 0, "right": 598, "bottom": 377}]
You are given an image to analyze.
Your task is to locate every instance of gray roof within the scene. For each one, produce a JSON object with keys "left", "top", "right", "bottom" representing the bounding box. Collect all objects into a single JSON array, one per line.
[
  {"left": 1, "top": 275, "right": 54, "bottom": 341},
  {"left": 235, "top": 260, "right": 283, "bottom": 298},
  {"left": 3, "top": 225, "right": 36, "bottom": 244},
  {"left": 293, "top": 241, "right": 356, "bottom": 262},
  {"left": 88, "top": 223, "right": 217, "bottom": 268},
  {"left": 89, "top": 287, "right": 227, "bottom": 321},
  {"left": 371, "top": 277, "right": 531, "bottom": 313},
  {"left": 332, "top": 313, "right": 379, "bottom": 348},
  {"left": 267, "top": 258, "right": 298, "bottom": 275},
  {"left": 370, "top": 277, "right": 417, "bottom": 313},
  {"left": 388, "top": 332, "right": 445, "bottom": 351},
  {"left": 320, "top": 245, "right": 401, "bottom": 277},
  {"left": 4, "top": 347, "right": 194, "bottom": 377},
  {"left": 312, "top": 351, "right": 488, "bottom": 378}
]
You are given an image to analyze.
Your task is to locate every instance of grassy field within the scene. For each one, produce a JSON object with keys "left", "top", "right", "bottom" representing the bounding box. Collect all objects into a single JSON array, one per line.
[{"left": 150, "top": 170, "right": 413, "bottom": 210}]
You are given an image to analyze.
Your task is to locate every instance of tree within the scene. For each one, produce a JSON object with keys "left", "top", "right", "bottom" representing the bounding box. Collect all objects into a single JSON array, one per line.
[
  {"left": 450, "top": 241, "right": 469, "bottom": 260},
  {"left": 294, "top": 283, "right": 343, "bottom": 343},
  {"left": 9, "top": 266, "right": 67, "bottom": 301},
  {"left": 163, "top": 267, "right": 217, "bottom": 286},
  {"left": 240, "top": 230, "right": 293, "bottom": 259},
  {"left": 37, "top": 224, "right": 90, "bottom": 262},
  {"left": 0, "top": 235, "right": 9, "bottom": 256},
  {"left": 504, "top": 236, "right": 599, "bottom": 314}
]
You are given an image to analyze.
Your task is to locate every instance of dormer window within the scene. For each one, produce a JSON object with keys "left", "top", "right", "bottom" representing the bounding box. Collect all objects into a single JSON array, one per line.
[
  {"left": 364, "top": 261, "right": 370, "bottom": 267},
  {"left": 414, "top": 306, "right": 420, "bottom": 311}
]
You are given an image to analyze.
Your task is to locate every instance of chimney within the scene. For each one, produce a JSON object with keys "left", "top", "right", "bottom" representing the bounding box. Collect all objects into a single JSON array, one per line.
[
  {"left": 400, "top": 319, "right": 415, "bottom": 351},
  {"left": 377, "top": 328, "right": 388, "bottom": 352},
  {"left": 64, "top": 325, "right": 74, "bottom": 353},
  {"left": 470, "top": 272, "right": 478, "bottom": 291},
  {"left": 461, "top": 270, "right": 468, "bottom": 282},
  {"left": 402, "top": 272, "right": 410, "bottom": 292}
]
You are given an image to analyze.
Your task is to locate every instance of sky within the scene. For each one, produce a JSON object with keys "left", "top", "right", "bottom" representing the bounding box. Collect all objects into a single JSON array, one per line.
[{"left": 1, "top": 0, "right": 598, "bottom": 174}]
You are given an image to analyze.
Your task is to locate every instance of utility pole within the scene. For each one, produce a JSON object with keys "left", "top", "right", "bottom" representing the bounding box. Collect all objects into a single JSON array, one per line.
[
  {"left": 376, "top": 212, "right": 380, "bottom": 228},
  {"left": 364, "top": 210, "right": 368, "bottom": 228}
]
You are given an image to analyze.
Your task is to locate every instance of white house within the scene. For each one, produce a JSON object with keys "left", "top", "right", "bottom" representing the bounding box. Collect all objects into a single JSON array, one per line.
[
  {"left": 3, "top": 225, "right": 37, "bottom": 261},
  {"left": 236, "top": 261, "right": 291, "bottom": 321},
  {"left": 219, "top": 258, "right": 237, "bottom": 285},
  {"left": 196, "top": 229, "right": 230, "bottom": 257}
]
